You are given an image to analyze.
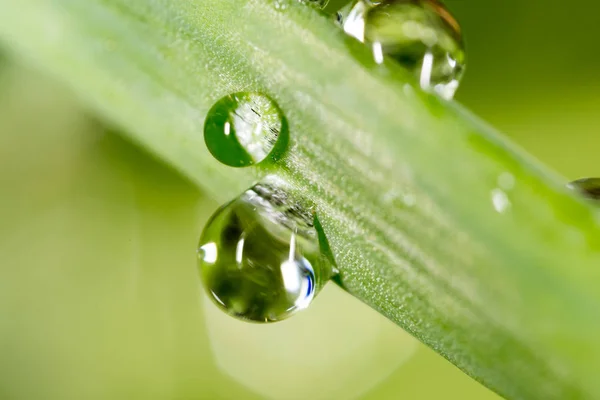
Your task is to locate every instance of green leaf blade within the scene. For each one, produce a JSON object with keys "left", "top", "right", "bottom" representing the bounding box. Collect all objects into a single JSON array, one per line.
[{"left": 1, "top": 0, "right": 600, "bottom": 398}]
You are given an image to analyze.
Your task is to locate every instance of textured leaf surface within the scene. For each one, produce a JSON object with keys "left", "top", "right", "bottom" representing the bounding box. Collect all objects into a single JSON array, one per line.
[{"left": 1, "top": 0, "right": 600, "bottom": 398}]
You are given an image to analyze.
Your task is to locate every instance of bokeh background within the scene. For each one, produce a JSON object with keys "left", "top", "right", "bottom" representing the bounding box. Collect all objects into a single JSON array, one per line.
[{"left": 1, "top": 0, "right": 599, "bottom": 398}]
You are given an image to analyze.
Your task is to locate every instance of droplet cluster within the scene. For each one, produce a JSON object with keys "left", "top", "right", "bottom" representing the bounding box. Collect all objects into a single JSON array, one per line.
[{"left": 199, "top": 0, "right": 471, "bottom": 324}]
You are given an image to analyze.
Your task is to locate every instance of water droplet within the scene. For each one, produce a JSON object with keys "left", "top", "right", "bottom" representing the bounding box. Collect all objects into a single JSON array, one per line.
[
  {"left": 491, "top": 188, "right": 511, "bottom": 213},
  {"left": 198, "top": 180, "right": 334, "bottom": 322},
  {"left": 497, "top": 172, "right": 515, "bottom": 191},
  {"left": 340, "top": 0, "right": 466, "bottom": 99},
  {"left": 204, "top": 92, "right": 288, "bottom": 168},
  {"left": 567, "top": 178, "right": 600, "bottom": 200}
]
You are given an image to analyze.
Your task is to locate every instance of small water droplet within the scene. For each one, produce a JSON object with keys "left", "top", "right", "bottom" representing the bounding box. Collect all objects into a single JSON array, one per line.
[
  {"left": 198, "top": 180, "right": 334, "bottom": 322},
  {"left": 497, "top": 172, "right": 515, "bottom": 191},
  {"left": 567, "top": 178, "right": 600, "bottom": 200},
  {"left": 340, "top": 0, "right": 466, "bottom": 99},
  {"left": 491, "top": 188, "right": 511, "bottom": 213},
  {"left": 204, "top": 92, "right": 288, "bottom": 168}
]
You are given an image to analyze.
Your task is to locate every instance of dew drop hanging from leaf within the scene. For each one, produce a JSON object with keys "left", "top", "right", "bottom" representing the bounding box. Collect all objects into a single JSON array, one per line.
[
  {"left": 340, "top": 0, "right": 466, "bottom": 99},
  {"left": 197, "top": 179, "right": 335, "bottom": 323},
  {"left": 204, "top": 92, "right": 288, "bottom": 168}
]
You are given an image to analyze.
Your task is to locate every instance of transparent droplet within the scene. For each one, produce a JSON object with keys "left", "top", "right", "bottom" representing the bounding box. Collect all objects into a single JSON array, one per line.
[
  {"left": 198, "top": 180, "right": 333, "bottom": 322},
  {"left": 491, "top": 188, "right": 511, "bottom": 213},
  {"left": 204, "top": 92, "right": 288, "bottom": 168},
  {"left": 567, "top": 178, "right": 600, "bottom": 200},
  {"left": 341, "top": 0, "right": 466, "bottom": 99}
]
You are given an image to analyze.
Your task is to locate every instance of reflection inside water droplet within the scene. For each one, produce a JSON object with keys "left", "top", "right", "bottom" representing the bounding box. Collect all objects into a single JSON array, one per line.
[
  {"left": 567, "top": 178, "right": 600, "bottom": 200},
  {"left": 339, "top": 0, "right": 466, "bottom": 99},
  {"left": 198, "top": 179, "right": 334, "bottom": 322},
  {"left": 204, "top": 92, "right": 288, "bottom": 168}
]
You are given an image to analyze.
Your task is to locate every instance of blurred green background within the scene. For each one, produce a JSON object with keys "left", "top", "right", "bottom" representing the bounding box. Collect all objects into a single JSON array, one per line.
[{"left": 1, "top": 0, "right": 599, "bottom": 398}]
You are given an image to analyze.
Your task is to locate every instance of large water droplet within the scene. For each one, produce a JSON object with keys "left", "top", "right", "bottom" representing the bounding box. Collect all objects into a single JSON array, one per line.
[
  {"left": 567, "top": 178, "right": 600, "bottom": 200},
  {"left": 198, "top": 180, "right": 333, "bottom": 322},
  {"left": 204, "top": 92, "right": 288, "bottom": 168},
  {"left": 340, "top": 0, "right": 466, "bottom": 99}
]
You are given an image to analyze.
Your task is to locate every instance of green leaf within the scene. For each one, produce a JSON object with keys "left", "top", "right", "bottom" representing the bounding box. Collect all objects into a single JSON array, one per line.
[{"left": 1, "top": 0, "right": 599, "bottom": 398}]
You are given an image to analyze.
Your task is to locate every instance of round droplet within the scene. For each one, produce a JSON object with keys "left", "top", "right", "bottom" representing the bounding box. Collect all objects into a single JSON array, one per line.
[
  {"left": 341, "top": 0, "right": 466, "bottom": 99},
  {"left": 204, "top": 92, "right": 288, "bottom": 168},
  {"left": 198, "top": 181, "right": 333, "bottom": 322},
  {"left": 567, "top": 178, "right": 600, "bottom": 200}
]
